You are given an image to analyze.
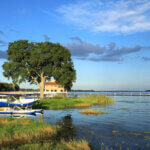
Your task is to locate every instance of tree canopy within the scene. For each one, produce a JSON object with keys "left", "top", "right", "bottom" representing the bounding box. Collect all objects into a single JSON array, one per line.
[
  {"left": 3, "top": 40, "right": 76, "bottom": 98},
  {"left": 0, "top": 82, "right": 20, "bottom": 91}
]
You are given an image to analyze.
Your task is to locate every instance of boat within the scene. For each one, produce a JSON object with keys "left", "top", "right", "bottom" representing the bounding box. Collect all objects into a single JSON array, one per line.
[
  {"left": 0, "top": 94, "right": 38, "bottom": 107},
  {"left": 0, "top": 106, "right": 36, "bottom": 115}
]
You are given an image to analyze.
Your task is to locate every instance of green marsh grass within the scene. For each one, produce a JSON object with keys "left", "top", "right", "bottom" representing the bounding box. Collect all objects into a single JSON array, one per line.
[
  {"left": 80, "top": 110, "right": 100, "bottom": 115},
  {"left": 10, "top": 140, "right": 91, "bottom": 150},
  {"left": 0, "top": 117, "right": 91, "bottom": 150},
  {"left": 0, "top": 117, "right": 56, "bottom": 147},
  {"left": 33, "top": 94, "right": 115, "bottom": 110},
  {"left": 79, "top": 109, "right": 109, "bottom": 115}
]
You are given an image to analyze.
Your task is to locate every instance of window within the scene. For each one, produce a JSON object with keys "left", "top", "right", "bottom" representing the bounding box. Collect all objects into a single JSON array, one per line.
[
  {"left": 61, "top": 90, "right": 63, "bottom": 92},
  {"left": 55, "top": 90, "right": 57, "bottom": 92},
  {"left": 51, "top": 90, "right": 53, "bottom": 92}
]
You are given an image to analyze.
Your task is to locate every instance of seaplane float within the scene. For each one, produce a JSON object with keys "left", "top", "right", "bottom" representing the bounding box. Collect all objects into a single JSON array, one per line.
[{"left": 0, "top": 94, "right": 43, "bottom": 115}]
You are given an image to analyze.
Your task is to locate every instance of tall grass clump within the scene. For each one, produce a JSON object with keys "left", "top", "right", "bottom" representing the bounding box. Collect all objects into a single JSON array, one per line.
[
  {"left": 80, "top": 109, "right": 109, "bottom": 115},
  {"left": 80, "top": 110, "right": 100, "bottom": 115},
  {"left": 0, "top": 117, "right": 91, "bottom": 150},
  {"left": 0, "top": 117, "right": 56, "bottom": 147},
  {"left": 33, "top": 94, "right": 115, "bottom": 110},
  {"left": 12, "top": 140, "right": 91, "bottom": 150}
]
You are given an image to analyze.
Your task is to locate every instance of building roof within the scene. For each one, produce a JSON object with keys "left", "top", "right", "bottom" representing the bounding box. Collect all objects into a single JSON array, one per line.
[{"left": 44, "top": 81, "right": 58, "bottom": 85}]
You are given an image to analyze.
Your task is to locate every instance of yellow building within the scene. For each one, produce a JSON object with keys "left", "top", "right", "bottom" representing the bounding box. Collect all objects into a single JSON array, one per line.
[{"left": 44, "top": 80, "right": 67, "bottom": 93}]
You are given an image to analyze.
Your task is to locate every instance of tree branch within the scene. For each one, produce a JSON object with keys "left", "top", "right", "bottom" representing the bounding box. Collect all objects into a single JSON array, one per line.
[{"left": 26, "top": 63, "right": 41, "bottom": 88}]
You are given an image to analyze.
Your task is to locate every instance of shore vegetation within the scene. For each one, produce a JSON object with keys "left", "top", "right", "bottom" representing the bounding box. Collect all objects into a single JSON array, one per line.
[
  {"left": 0, "top": 117, "right": 91, "bottom": 150},
  {"left": 0, "top": 117, "right": 55, "bottom": 147},
  {"left": 33, "top": 94, "right": 115, "bottom": 110},
  {"left": 11, "top": 140, "right": 90, "bottom": 150}
]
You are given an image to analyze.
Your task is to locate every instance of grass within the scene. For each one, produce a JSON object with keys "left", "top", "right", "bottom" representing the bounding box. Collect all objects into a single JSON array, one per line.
[
  {"left": 80, "top": 110, "right": 100, "bottom": 115},
  {"left": 145, "top": 136, "right": 150, "bottom": 140},
  {"left": 79, "top": 109, "right": 109, "bottom": 115},
  {"left": 5, "top": 140, "right": 91, "bottom": 150},
  {"left": 0, "top": 117, "right": 91, "bottom": 150},
  {"left": 131, "top": 132, "right": 141, "bottom": 136},
  {"left": 0, "top": 117, "right": 56, "bottom": 147},
  {"left": 33, "top": 94, "right": 115, "bottom": 110},
  {"left": 112, "top": 130, "right": 119, "bottom": 133}
]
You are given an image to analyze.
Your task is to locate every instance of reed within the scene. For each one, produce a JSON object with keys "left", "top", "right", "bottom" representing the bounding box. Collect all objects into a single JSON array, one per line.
[
  {"left": 33, "top": 94, "right": 115, "bottom": 110},
  {"left": 0, "top": 117, "right": 56, "bottom": 147},
  {"left": 11, "top": 140, "right": 91, "bottom": 150},
  {"left": 75, "top": 104, "right": 91, "bottom": 108},
  {"left": 79, "top": 109, "right": 109, "bottom": 115},
  {"left": 80, "top": 110, "right": 100, "bottom": 115}
]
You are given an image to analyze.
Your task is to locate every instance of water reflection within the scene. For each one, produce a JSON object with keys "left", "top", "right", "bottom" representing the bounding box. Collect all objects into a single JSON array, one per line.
[
  {"left": 0, "top": 113, "right": 36, "bottom": 118},
  {"left": 40, "top": 113, "right": 44, "bottom": 121},
  {"left": 53, "top": 114, "right": 76, "bottom": 141}
]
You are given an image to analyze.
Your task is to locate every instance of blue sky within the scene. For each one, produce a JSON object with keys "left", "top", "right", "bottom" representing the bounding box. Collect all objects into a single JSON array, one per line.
[{"left": 0, "top": 0, "right": 150, "bottom": 90}]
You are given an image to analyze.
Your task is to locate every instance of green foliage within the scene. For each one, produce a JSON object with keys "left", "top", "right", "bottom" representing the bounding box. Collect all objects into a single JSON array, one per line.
[
  {"left": 33, "top": 94, "right": 115, "bottom": 110},
  {"left": 3, "top": 40, "right": 76, "bottom": 90},
  {"left": 0, "top": 82, "right": 20, "bottom": 91}
]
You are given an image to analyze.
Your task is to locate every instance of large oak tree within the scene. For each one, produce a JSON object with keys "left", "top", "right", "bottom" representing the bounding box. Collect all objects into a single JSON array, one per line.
[{"left": 3, "top": 40, "right": 76, "bottom": 99}]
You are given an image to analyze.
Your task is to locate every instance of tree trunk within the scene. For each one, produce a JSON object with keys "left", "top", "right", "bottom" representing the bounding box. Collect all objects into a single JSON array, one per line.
[
  {"left": 40, "top": 73, "right": 45, "bottom": 99},
  {"left": 40, "top": 86, "right": 44, "bottom": 99}
]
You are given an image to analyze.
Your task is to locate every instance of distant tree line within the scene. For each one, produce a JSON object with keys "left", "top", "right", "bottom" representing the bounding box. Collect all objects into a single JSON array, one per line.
[
  {"left": 20, "top": 88, "right": 39, "bottom": 91},
  {"left": 70, "top": 89, "right": 95, "bottom": 92},
  {"left": 0, "top": 82, "right": 20, "bottom": 91}
]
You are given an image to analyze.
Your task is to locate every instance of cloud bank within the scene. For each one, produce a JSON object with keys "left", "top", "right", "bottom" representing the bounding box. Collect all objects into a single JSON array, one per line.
[
  {"left": 142, "top": 57, "right": 150, "bottom": 61},
  {"left": 57, "top": 0, "right": 150, "bottom": 33},
  {"left": 66, "top": 37, "right": 143, "bottom": 62}
]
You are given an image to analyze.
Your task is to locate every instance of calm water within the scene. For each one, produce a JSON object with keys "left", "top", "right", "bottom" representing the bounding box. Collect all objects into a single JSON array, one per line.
[
  {"left": 69, "top": 91, "right": 150, "bottom": 96},
  {"left": 1, "top": 95, "right": 150, "bottom": 149},
  {"left": 35, "top": 96, "right": 150, "bottom": 150}
]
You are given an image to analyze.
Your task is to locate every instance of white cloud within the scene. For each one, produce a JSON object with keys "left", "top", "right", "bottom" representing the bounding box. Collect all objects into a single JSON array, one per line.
[{"left": 57, "top": 0, "right": 150, "bottom": 33}]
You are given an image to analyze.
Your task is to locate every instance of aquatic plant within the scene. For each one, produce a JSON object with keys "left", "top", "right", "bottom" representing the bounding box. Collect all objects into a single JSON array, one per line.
[
  {"left": 131, "top": 132, "right": 141, "bottom": 136},
  {"left": 112, "top": 130, "right": 119, "bottom": 133},
  {"left": 75, "top": 104, "right": 91, "bottom": 108},
  {"left": 144, "top": 132, "right": 150, "bottom": 134},
  {"left": 79, "top": 110, "right": 100, "bottom": 115},
  {"left": 145, "top": 136, "right": 150, "bottom": 140},
  {"left": 33, "top": 94, "right": 115, "bottom": 110}
]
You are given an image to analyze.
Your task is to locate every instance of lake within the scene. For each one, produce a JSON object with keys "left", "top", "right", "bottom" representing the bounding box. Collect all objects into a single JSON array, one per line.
[{"left": 35, "top": 95, "right": 150, "bottom": 149}]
